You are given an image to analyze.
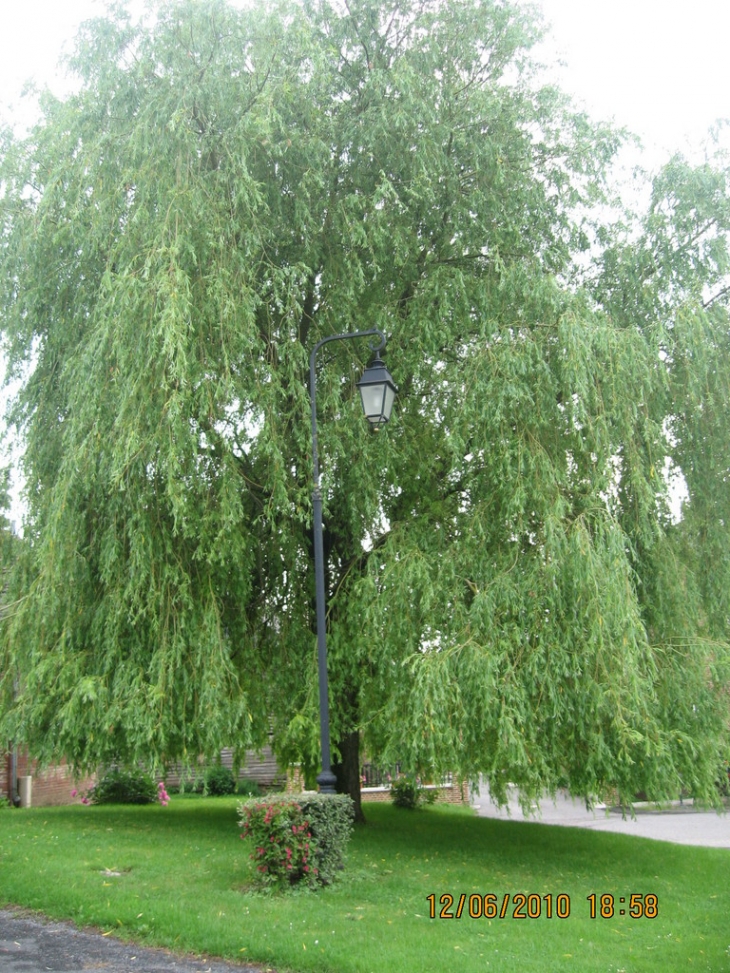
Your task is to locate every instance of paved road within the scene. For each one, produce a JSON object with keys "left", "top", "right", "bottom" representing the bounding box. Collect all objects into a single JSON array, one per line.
[
  {"left": 472, "top": 785, "right": 730, "bottom": 847},
  {"left": 0, "top": 908, "right": 269, "bottom": 973}
]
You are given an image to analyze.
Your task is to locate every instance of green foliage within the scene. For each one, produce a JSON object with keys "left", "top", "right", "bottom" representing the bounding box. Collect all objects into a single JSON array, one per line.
[
  {"left": 390, "top": 774, "right": 436, "bottom": 809},
  {"left": 238, "top": 798, "right": 320, "bottom": 889},
  {"left": 91, "top": 769, "right": 158, "bottom": 805},
  {"left": 0, "top": 795, "right": 13, "bottom": 809},
  {"left": 204, "top": 765, "right": 236, "bottom": 796},
  {"left": 236, "top": 778, "right": 262, "bottom": 797},
  {"left": 389, "top": 775, "right": 419, "bottom": 809},
  {"left": 294, "top": 793, "right": 356, "bottom": 885},
  {"left": 0, "top": 0, "right": 728, "bottom": 810},
  {"left": 238, "top": 793, "right": 354, "bottom": 889}
]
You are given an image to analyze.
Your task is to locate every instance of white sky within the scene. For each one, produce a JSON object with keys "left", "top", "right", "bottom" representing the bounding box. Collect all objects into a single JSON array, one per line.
[
  {"left": 0, "top": 0, "right": 728, "bottom": 159},
  {"left": 535, "top": 0, "right": 730, "bottom": 164}
]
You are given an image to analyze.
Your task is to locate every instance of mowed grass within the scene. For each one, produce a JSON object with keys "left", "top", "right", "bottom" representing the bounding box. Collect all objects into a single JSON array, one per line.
[{"left": 0, "top": 796, "right": 728, "bottom": 973}]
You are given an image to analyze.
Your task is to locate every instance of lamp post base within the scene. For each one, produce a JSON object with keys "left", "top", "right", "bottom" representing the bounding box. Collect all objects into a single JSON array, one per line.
[{"left": 316, "top": 769, "right": 337, "bottom": 794}]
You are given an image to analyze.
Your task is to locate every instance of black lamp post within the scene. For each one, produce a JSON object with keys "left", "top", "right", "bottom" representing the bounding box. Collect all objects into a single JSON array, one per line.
[{"left": 309, "top": 328, "right": 397, "bottom": 793}]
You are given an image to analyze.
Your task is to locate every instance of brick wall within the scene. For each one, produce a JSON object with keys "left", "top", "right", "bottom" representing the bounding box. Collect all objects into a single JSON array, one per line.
[
  {"left": 2, "top": 750, "right": 96, "bottom": 807},
  {"left": 1, "top": 751, "right": 10, "bottom": 802},
  {"left": 2, "top": 745, "right": 285, "bottom": 806},
  {"left": 165, "top": 745, "right": 287, "bottom": 790},
  {"left": 286, "top": 768, "right": 470, "bottom": 805},
  {"left": 360, "top": 780, "right": 470, "bottom": 804}
]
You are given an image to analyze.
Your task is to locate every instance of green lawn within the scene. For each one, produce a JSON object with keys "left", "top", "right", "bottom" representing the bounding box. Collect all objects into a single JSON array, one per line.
[{"left": 0, "top": 797, "right": 728, "bottom": 972}]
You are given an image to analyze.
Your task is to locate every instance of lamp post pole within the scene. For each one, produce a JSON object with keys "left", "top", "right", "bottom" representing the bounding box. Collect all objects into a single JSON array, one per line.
[{"left": 309, "top": 328, "right": 387, "bottom": 793}]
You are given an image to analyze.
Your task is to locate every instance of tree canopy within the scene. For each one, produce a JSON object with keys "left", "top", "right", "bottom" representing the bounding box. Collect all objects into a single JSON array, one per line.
[{"left": 1, "top": 0, "right": 730, "bottom": 814}]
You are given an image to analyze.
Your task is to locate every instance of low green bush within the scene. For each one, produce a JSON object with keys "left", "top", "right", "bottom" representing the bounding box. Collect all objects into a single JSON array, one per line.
[
  {"left": 238, "top": 793, "right": 354, "bottom": 890},
  {"left": 390, "top": 774, "right": 437, "bottom": 809},
  {"left": 91, "top": 769, "right": 158, "bottom": 805},
  {"left": 204, "top": 765, "right": 236, "bottom": 796},
  {"left": 237, "top": 778, "right": 262, "bottom": 797}
]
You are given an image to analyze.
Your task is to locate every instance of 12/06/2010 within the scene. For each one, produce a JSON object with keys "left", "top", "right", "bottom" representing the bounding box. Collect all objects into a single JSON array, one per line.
[{"left": 427, "top": 892, "right": 659, "bottom": 920}]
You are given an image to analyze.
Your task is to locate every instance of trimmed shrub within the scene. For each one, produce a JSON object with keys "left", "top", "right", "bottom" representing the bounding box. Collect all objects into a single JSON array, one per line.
[
  {"left": 204, "top": 765, "right": 236, "bottom": 796},
  {"left": 238, "top": 793, "right": 354, "bottom": 890},
  {"left": 295, "top": 793, "right": 355, "bottom": 885},
  {"left": 91, "top": 769, "right": 158, "bottom": 805},
  {"left": 390, "top": 774, "right": 436, "bottom": 809}
]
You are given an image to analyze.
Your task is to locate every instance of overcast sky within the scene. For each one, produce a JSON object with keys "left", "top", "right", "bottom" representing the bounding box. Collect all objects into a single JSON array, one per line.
[
  {"left": 537, "top": 0, "right": 730, "bottom": 163},
  {"left": 0, "top": 0, "right": 728, "bottom": 162}
]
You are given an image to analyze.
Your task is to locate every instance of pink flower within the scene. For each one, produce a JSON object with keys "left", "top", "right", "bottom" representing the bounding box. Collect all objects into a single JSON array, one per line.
[
  {"left": 71, "top": 789, "right": 78, "bottom": 798},
  {"left": 81, "top": 797, "right": 89, "bottom": 805}
]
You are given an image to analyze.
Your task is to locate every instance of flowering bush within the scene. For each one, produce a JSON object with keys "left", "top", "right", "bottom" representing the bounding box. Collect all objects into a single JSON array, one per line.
[
  {"left": 239, "top": 800, "right": 318, "bottom": 889},
  {"left": 239, "top": 794, "right": 354, "bottom": 890}
]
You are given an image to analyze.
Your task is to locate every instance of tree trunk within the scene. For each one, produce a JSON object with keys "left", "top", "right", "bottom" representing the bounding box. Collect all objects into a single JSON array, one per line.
[{"left": 333, "top": 727, "right": 365, "bottom": 824}]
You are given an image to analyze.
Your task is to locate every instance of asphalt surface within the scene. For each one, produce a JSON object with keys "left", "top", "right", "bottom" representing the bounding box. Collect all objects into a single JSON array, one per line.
[
  {"left": 0, "top": 909, "right": 270, "bottom": 973},
  {"left": 2, "top": 790, "right": 728, "bottom": 972},
  {"left": 472, "top": 784, "right": 730, "bottom": 847}
]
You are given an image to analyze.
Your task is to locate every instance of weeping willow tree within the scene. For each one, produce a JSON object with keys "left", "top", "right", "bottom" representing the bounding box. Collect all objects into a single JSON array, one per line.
[{"left": 1, "top": 0, "right": 729, "bottom": 819}]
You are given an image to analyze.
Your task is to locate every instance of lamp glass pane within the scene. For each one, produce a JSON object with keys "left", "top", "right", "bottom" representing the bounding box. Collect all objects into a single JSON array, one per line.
[
  {"left": 360, "top": 383, "right": 386, "bottom": 421},
  {"left": 382, "top": 384, "right": 396, "bottom": 422}
]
